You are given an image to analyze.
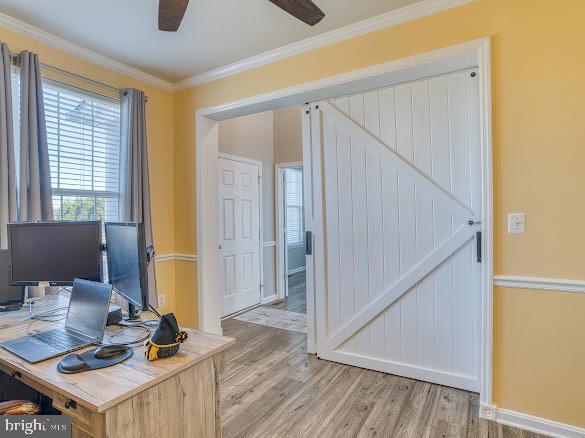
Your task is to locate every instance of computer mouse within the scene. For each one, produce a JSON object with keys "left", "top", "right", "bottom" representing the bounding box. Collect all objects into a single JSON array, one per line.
[{"left": 94, "top": 344, "right": 129, "bottom": 359}]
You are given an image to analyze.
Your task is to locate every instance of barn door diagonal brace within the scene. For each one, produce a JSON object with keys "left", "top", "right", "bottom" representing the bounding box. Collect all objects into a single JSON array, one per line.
[{"left": 323, "top": 226, "right": 475, "bottom": 351}]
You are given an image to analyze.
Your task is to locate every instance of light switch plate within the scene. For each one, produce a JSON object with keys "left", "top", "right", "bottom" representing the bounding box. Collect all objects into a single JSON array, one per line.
[
  {"left": 157, "top": 294, "right": 167, "bottom": 308},
  {"left": 508, "top": 213, "right": 526, "bottom": 234}
]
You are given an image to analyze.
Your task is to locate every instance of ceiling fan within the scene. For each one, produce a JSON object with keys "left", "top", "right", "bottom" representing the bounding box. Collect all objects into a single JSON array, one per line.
[{"left": 158, "top": 0, "right": 325, "bottom": 32}]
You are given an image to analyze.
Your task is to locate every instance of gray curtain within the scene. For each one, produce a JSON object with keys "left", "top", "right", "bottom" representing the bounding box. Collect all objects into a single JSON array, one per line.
[
  {"left": 0, "top": 43, "right": 16, "bottom": 249},
  {"left": 18, "top": 50, "right": 52, "bottom": 222},
  {"left": 120, "top": 88, "right": 157, "bottom": 307}
]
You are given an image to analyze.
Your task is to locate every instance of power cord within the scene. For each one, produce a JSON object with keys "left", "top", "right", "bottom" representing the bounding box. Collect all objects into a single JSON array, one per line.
[
  {"left": 104, "top": 325, "right": 152, "bottom": 347},
  {"left": 0, "top": 288, "right": 70, "bottom": 330},
  {"left": 148, "top": 304, "right": 162, "bottom": 319}
]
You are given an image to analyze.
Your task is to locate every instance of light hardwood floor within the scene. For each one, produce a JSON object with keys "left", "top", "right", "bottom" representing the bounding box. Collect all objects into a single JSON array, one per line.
[{"left": 221, "top": 272, "right": 546, "bottom": 438}]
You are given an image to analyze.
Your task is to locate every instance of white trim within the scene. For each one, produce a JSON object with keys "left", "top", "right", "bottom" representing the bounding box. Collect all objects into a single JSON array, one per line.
[
  {"left": 155, "top": 253, "right": 198, "bottom": 262},
  {"left": 262, "top": 241, "right": 277, "bottom": 248},
  {"left": 301, "top": 105, "right": 317, "bottom": 354},
  {"left": 275, "top": 164, "right": 288, "bottom": 301},
  {"left": 493, "top": 276, "right": 585, "bottom": 294},
  {"left": 198, "top": 40, "right": 480, "bottom": 121},
  {"left": 173, "top": 0, "right": 477, "bottom": 90},
  {"left": 494, "top": 408, "right": 585, "bottom": 438},
  {"left": 0, "top": 12, "right": 173, "bottom": 91},
  {"left": 195, "top": 39, "right": 493, "bottom": 401},
  {"left": 275, "top": 160, "right": 307, "bottom": 301},
  {"left": 261, "top": 294, "right": 278, "bottom": 305},
  {"left": 288, "top": 266, "right": 306, "bottom": 275},
  {"left": 218, "top": 152, "right": 263, "bottom": 168},
  {"left": 279, "top": 161, "right": 303, "bottom": 168},
  {"left": 477, "top": 37, "right": 494, "bottom": 412}
]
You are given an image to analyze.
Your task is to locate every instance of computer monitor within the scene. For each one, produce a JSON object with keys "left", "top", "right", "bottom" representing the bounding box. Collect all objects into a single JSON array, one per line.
[
  {"left": 7, "top": 221, "right": 102, "bottom": 286},
  {"left": 104, "top": 222, "right": 149, "bottom": 317},
  {"left": 0, "top": 249, "right": 24, "bottom": 307}
]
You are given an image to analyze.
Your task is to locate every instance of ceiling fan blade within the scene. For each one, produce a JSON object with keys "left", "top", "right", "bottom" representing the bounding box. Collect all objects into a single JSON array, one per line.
[
  {"left": 268, "top": 0, "right": 325, "bottom": 26},
  {"left": 159, "top": 0, "right": 190, "bottom": 32}
]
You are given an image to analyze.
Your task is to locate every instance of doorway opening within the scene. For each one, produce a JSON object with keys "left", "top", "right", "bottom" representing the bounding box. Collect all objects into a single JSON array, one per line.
[
  {"left": 197, "top": 38, "right": 493, "bottom": 415},
  {"left": 217, "top": 107, "right": 308, "bottom": 324},
  {"left": 276, "top": 162, "right": 306, "bottom": 312}
]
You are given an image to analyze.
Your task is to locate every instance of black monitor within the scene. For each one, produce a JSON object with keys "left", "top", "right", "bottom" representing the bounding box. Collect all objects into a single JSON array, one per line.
[
  {"left": 104, "top": 222, "right": 149, "bottom": 317},
  {"left": 0, "top": 249, "right": 24, "bottom": 307},
  {"left": 7, "top": 221, "right": 102, "bottom": 286}
]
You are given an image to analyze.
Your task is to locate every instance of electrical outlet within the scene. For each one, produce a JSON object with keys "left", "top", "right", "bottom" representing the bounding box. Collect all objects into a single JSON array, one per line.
[
  {"left": 508, "top": 213, "right": 526, "bottom": 234},
  {"left": 157, "top": 294, "right": 167, "bottom": 308}
]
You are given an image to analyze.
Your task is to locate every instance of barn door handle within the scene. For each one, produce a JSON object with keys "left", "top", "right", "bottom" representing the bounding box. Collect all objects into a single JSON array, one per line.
[
  {"left": 305, "top": 231, "right": 313, "bottom": 255},
  {"left": 476, "top": 231, "right": 482, "bottom": 263}
]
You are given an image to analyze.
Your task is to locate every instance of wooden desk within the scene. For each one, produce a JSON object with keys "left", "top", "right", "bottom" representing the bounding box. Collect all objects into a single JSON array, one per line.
[{"left": 0, "top": 295, "right": 235, "bottom": 438}]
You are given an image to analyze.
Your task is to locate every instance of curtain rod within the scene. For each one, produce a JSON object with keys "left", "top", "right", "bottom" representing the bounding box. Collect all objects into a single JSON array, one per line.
[{"left": 8, "top": 50, "right": 148, "bottom": 101}]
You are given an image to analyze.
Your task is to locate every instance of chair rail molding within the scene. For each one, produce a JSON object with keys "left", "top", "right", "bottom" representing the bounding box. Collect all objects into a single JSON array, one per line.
[
  {"left": 493, "top": 275, "right": 585, "bottom": 294},
  {"left": 155, "top": 253, "right": 198, "bottom": 263}
]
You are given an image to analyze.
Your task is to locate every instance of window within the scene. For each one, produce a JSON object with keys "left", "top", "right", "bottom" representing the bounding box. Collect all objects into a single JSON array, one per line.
[
  {"left": 285, "top": 167, "right": 304, "bottom": 246},
  {"left": 43, "top": 81, "right": 121, "bottom": 222},
  {"left": 10, "top": 70, "right": 122, "bottom": 222}
]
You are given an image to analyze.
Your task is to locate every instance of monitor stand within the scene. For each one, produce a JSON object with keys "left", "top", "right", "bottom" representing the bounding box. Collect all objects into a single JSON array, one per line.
[{"left": 127, "top": 302, "right": 141, "bottom": 321}]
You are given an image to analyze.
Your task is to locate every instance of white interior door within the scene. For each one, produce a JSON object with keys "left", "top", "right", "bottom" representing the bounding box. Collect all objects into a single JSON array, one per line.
[
  {"left": 219, "top": 156, "right": 261, "bottom": 317},
  {"left": 311, "top": 69, "right": 482, "bottom": 391}
]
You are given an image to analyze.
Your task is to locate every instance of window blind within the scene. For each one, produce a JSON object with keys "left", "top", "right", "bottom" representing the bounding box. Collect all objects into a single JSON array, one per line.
[
  {"left": 42, "top": 80, "right": 121, "bottom": 222},
  {"left": 285, "top": 167, "right": 304, "bottom": 246}
]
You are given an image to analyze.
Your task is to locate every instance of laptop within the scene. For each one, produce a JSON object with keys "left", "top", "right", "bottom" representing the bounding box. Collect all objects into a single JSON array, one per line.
[{"left": 1, "top": 279, "right": 113, "bottom": 363}]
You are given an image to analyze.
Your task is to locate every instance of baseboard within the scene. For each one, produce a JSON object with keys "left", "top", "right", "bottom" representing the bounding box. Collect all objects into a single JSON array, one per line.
[
  {"left": 261, "top": 294, "right": 278, "bottom": 304},
  {"left": 288, "top": 266, "right": 306, "bottom": 275},
  {"left": 480, "top": 405, "right": 585, "bottom": 438},
  {"left": 497, "top": 408, "right": 585, "bottom": 438}
]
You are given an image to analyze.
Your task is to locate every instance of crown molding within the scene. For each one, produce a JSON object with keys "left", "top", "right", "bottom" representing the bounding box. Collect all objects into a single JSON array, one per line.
[
  {"left": 173, "top": 0, "right": 477, "bottom": 91},
  {"left": 0, "top": 0, "right": 477, "bottom": 92},
  {"left": 0, "top": 12, "right": 173, "bottom": 91},
  {"left": 493, "top": 275, "right": 585, "bottom": 294}
]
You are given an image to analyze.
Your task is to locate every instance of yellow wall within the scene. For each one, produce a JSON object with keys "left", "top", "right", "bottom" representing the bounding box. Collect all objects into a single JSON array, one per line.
[
  {"left": 494, "top": 287, "right": 585, "bottom": 427},
  {"left": 0, "top": 26, "right": 176, "bottom": 314},
  {"left": 172, "top": 0, "right": 585, "bottom": 428}
]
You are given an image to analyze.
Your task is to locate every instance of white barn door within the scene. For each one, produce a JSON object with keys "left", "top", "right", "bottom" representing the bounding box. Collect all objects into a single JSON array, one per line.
[
  {"left": 218, "top": 156, "right": 261, "bottom": 317},
  {"left": 311, "top": 70, "right": 482, "bottom": 391}
]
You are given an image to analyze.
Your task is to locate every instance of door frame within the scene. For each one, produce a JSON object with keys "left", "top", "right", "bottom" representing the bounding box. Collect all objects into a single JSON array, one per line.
[
  {"left": 275, "top": 161, "right": 304, "bottom": 301},
  {"left": 218, "top": 152, "right": 264, "bottom": 318},
  {"left": 195, "top": 37, "right": 493, "bottom": 419}
]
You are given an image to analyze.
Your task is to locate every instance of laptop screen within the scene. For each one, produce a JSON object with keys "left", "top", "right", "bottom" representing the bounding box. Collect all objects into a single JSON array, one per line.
[{"left": 65, "top": 279, "right": 112, "bottom": 341}]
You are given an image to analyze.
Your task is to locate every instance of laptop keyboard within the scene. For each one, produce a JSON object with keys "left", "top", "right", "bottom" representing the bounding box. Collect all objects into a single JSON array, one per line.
[{"left": 32, "top": 329, "right": 88, "bottom": 351}]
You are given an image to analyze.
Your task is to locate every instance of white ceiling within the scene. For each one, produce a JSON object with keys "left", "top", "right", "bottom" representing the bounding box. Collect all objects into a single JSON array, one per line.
[{"left": 0, "top": 0, "right": 420, "bottom": 83}]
